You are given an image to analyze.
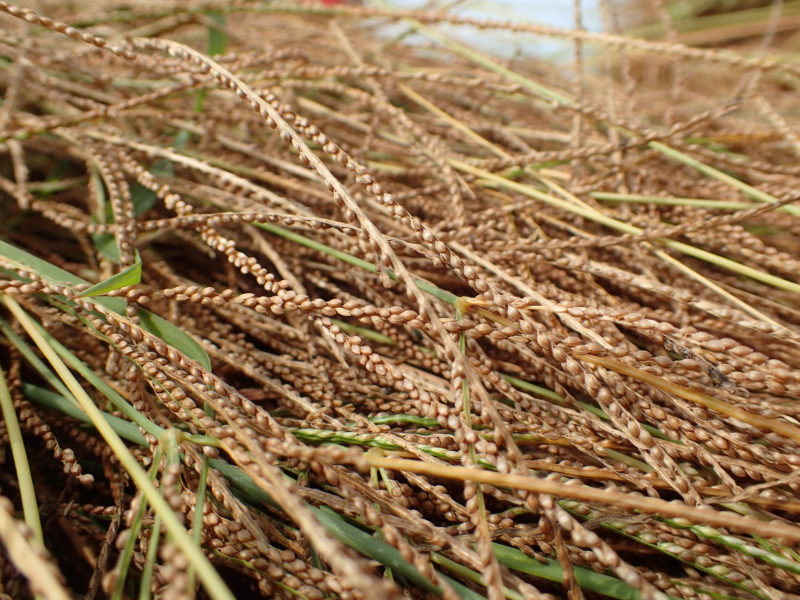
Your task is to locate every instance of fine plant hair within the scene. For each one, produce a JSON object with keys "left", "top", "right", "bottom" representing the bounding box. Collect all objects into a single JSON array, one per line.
[{"left": 1, "top": 1, "right": 800, "bottom": 600}]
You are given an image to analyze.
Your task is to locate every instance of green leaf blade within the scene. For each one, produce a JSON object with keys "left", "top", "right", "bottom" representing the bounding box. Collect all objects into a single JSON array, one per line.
[
  {"left": 77, "top": 256, "right": 142, "bottom": 297},
  {"left": 137, "top": 308, "right": 212, "bottom": 371}
]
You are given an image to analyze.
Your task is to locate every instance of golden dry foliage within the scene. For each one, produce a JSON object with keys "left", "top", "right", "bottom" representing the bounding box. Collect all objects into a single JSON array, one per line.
[{"left": 1, "top": 1, "right": 800, "bottom": 599}]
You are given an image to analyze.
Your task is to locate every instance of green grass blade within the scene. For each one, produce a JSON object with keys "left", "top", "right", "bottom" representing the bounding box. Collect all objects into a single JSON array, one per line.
[
  {"left": 0, "top": 367, "right": 43, "bottom": 544},
  {"left": 330, "top": 318, "right": 397, "bottom": 346},
  {"left": 452, "top": 161, "right": 800, "bottom": 296},
  {"left": 668, "top": 521, "right": 800, "bottom": 577},
  {"left": 137, "top": 308, "right": 212, "bottom": 371},
  {"left": 432, "top": 553, "right": 521, "bottom": 600},
  {"left": 188, "top": 454, "right": 210, "bottom": 591},
  {"left": 19, "top": 318, "right": 164, "bottom": 439},
  {"left": 0, "top": 317, "right": 73, "bottom": 399},
  {"left": 436, "top": 573, "right": 487, "bottom": 600},
  {"left": 139, "top": 513, "right": 161, "bottom": 600},
  {"left": 0, "top": 240, "right": 212, "bottom": 369},
  {"left": 92, "top": 233, "right": 122, "bottom": 264},
  {"left": 2, "top": 295, "right": 235, "bottom": 600},
  {"left": 502, "top": 374, "right": 564, "bottom": 403},
  {"left": 492, "top": 543, "right": 645, "bottom": 600},
  {"left": 313, "top": 506, "right": 439, "bottom": 593},
  {"left": 207, "top": 461, "right": 444, "bottom": 595},
  {"left": 130, "top": 183, "right": 160, "bottom": 216},
  {"left": 23, "top": 384, "right": 149, "bottom": 447},
  {"left": 77, "top": 255, "right": 142, "bottom": 297},
  {"left": 0, "top": 240, "right": 85, "bottom": 286},
  {"left": 649, "top": 142, "right": 800, "bottom": 217},
  {"left": 206, "top": 11, "right": 227, "bottom": 56},
  {"left": 407, "top": 19, "right": 571, "bottom": 105},
  {"left": 590, "top": 192, "right": 793, "bottom": 213},
  {"left": 113, "top": 444, "right": 164, "bottom": 600},
  {"left": 15, "top": 378, "right": 498, "bottom": 599},
  {"left": 256, "top": 222, "right": 458, "bottom": 304},
  {"left": 369, "top": 414, "right": 439, "bottom": 427}
]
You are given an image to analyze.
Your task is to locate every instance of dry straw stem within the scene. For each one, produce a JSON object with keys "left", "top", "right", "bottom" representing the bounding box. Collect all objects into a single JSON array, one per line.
[
  {"left": 365, "top": 454, "right": 800, "bottom": 544},
  {"left": 0, "top": 496, "right": 71, "bottom": 600},
  {"left": 574, "top": 353, "right": 800, "bottom": 445}
]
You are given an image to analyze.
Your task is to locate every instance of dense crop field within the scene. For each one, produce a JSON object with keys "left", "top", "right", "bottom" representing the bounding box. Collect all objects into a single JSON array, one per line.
[{"left": 1, "top": 2, "right": 800, "bottom": 599}]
